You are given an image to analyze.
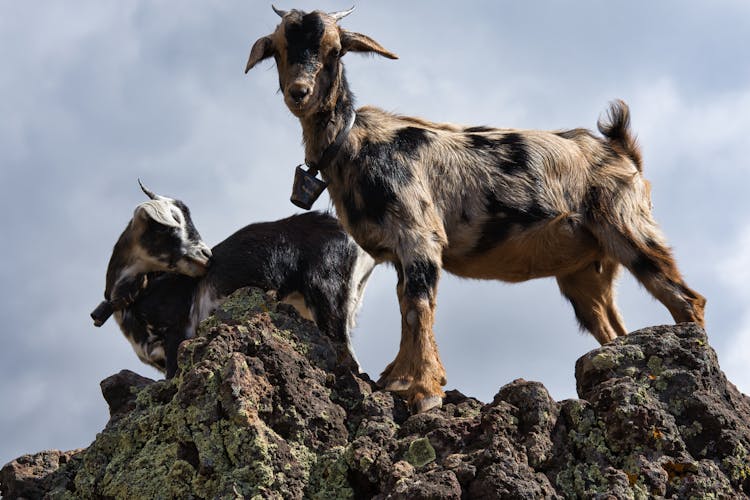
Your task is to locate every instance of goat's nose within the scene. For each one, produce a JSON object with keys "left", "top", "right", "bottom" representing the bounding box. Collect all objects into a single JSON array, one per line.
[
  {"left": 288, "top": 84, "right": 310, "bottom": 102},
  {"left": 201, "top": 247, "right": 212, "bottom": 262}
]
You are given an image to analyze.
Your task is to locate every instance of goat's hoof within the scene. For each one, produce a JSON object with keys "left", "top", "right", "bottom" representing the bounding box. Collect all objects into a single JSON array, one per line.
[
  {"left": 410, "top": 394, "right": 443, "bottom": 413},
  {"left": 378, "top": 376, "right": 412, "bottom": 392}
]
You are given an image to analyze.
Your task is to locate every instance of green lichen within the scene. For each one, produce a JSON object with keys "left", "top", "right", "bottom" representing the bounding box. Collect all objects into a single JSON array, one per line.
[
  {"left": 306, "top": 447, "right": 354, "bottom": 499},
  {"left": 271, "top": 328, "right": 310, "bottom": 355},
  {"left": 721, "top": 443, "right": 750, "bottom": 485},
  {"left": 200, "top": 288, "right": 274, "bottom": 332},
  {"left": 405, "top": 438, "right": 436, "bottom": 468},
  {"left": 590, "top": 351, "right": 618, "bottom": 370},
  {"left": 646, "top": 356, "right": 663, "bottom": 376},
  {"left": 555, "top": 463, "right": 617, "bottom": 499},
  {"left": 680, "top": 420, "right": 703, "bottom": 439}
]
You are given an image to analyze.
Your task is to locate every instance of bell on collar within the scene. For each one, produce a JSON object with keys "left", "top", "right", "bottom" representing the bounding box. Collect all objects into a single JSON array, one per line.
[{"left": 291, "top": 164, "right": 328, "bottom": 210}]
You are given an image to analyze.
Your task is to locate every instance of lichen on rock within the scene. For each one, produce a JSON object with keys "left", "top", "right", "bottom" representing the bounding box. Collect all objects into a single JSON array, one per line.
[{"left": 2, "top": 289, "right": 750, "bottom": 499}]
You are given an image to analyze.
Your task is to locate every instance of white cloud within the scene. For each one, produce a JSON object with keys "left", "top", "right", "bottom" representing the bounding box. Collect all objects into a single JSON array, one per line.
[
  {"left": 630, "top": 79, "right": 750, "bottom": 178},
  {"left": 717, "top": 227, "right": 750, "bottom": 392}
]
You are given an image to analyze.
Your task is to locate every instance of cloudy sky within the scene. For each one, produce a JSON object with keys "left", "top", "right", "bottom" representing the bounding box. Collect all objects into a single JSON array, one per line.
[{"left": 2, "top": 1, "right": 749, "bottom": 466}]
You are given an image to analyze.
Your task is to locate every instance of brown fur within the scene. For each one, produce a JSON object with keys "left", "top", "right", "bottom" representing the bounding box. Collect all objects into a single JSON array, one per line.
[{"left": 246, "top": 8, "right": 706, "bottom": 412}]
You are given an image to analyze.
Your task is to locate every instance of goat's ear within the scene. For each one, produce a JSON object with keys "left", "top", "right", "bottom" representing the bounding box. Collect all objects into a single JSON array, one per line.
[
  {"left": 245, "top": 36, "right": 275, "bottom": 73},
  {"left": 340, "top": 30, "right": 398, "bottom": 59},
  {"left": 135, "top": 201, "right": 182, "bottom": 228}
]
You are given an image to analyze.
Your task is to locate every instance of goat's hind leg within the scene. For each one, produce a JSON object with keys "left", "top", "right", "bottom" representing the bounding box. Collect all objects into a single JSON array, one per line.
[
  {"left": 557, "top": 259, "right": 626, "bottom": 344},
  {"left": 597, "top": 222, "right": 706, "bottom": 327},
  {"left": 303, "top": 290, "right": 362, "bottom": 372}
]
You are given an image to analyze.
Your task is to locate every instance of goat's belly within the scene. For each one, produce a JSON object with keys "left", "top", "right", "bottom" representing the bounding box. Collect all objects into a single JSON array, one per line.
[
  {"left": 280, "top": 291, "right": 316, "bottom": 322},
  {"left": 443, "top": 216, "right": 602, "bottom": 281},
  {"left": 115, "top": 310, "right": 167, "bottom": 371}
]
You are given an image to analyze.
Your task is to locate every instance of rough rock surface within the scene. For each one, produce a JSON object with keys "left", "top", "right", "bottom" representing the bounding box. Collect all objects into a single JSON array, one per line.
[{"left": 2, "top": 287, "right": 749, "bottom": 499}]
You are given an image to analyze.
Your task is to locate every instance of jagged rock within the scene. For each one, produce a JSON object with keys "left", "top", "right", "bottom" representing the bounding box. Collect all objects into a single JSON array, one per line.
[
  {"left": 2, "top": 288, "right": 749, "bottom": 499},
  {"left": 100, "top": 369, "right": 156, "bottom": 421},
  {"left": 0, "top": 450, "right": 83, "bottom": 499}
]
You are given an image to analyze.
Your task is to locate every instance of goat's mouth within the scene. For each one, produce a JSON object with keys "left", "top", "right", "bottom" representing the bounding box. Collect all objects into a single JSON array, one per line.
[
  {"left": 284, "top": 93, "right": 315, "bottom": 117},
  {"left": 175, "top": 253, "right": 211, "bottom": 277}
]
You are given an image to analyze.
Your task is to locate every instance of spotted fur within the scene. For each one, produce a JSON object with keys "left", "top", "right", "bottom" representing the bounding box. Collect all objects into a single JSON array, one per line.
[
  {"left": 246, "top": 8, "right": 706, "bottom": 412},
  {"left": 98, "top": 189, "right": 375, "bottom": 377}
]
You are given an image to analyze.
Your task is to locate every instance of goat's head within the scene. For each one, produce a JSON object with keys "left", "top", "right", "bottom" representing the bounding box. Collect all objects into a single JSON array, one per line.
[
  {"left": 130, "top": 180, "right": 212, "bottom": 277},
  {"left": 245, "top": 6, "right": 397, "bottom": 118}
]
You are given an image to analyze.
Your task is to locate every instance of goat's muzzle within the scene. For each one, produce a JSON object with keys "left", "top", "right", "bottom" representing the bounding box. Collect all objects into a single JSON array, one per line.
[
  {"left": 288, "top": 83, "right": 311, "bottom": 103},
  {"left": 284, "top": 79, "right": 315, "bottom": 115}
]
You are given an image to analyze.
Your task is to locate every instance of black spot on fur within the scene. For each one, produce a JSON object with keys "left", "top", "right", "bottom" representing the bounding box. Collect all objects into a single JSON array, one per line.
[
  {"left": 393, "top": 127, "right": 434, "bottom": 159},
  {"left": 465, "top": 125, "right": 493, "bottom": 133},
  {"left": 342, "top": 193, "right": 365, "bottom": 226},
  {"left": 139, "top": 218, "right": 185, "bottom": 266},
  {"left": 467, "top": 133, "right": 496, "bottom": 150},
  {"left": 495, "top": 133, "right": 529, "bottom": 174},
  {"left": 285, "top": 13, "right": 325, "bottom": 66},
  {"left": 404, "top": 259, "right": 438, "bottom": 299},
  {"left": 345, "top": 131, "right": 421, "bottom": 224},
  {"left": 466, "top": 132, "right": 530, "bottom": 175},
  {"left": 645, "top": 238, "right": 660, "bottom": 250},
  {"left": 631, "top": 253, "right": 660, "bottom": 277},
  {"left": 472, "top": 193, "right": 551, "bottom": 254},
  {"left": 357, "top": 173, "right": 397, "bottom": 224}
]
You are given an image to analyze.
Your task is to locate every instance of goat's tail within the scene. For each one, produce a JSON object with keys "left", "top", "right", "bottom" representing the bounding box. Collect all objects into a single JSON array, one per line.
[{"left": 598, "top": 99, "right": 643, "bottom": 172}]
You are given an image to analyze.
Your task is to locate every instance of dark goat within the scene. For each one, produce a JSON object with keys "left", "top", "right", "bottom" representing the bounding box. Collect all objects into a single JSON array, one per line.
[
  {"left": 93, "top": 184, "right": 375, "bottom": 377},
  {"left": 245, "top": 7, "right": 706, "bottom": 412}
]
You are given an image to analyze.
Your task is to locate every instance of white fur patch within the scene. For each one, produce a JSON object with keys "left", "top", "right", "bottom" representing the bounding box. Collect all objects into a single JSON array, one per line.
[
  {"left": 343, "top": 243, "right": 376, "bottom": 371},
  {"left": 136, "top": 200, "right": 182, "bottom": 228},
  {"left": 345, "top": 243, "right": 376, "bottom": 333},
  {"left": 188, "top": 281, "right": 222, "bottom": 338}
]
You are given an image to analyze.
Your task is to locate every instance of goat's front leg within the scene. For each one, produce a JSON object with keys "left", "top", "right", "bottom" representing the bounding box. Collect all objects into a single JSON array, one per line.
[
  {"left": 379, "top": 255, "right": 446, "bottom": 413},
  {"left": 110, "top": 274, "right": 148, "bottom": 310}
]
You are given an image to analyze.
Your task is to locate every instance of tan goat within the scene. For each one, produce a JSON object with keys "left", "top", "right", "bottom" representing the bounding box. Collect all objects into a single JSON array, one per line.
[{"left": 245, "top": 7, "right": 706, "bottom": 412}]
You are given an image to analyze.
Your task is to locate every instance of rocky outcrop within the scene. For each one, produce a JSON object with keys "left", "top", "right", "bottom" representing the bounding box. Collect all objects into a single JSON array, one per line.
[{"left": 2, "top": 288, "right": 749, "bottom": 499}]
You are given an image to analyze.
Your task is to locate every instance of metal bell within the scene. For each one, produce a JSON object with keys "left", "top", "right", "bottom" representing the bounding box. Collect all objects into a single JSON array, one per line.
[{"left": 290, "top": 165, "right": 328, "bottom": 210}]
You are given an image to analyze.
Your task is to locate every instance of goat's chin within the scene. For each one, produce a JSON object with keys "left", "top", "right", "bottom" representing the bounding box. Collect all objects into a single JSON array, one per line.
[
  {"left": 284, "top": 98, "right": 316, "bottom": 118},
  {"left": 175, "top": 260, "right": 209, "bottom": 278}
]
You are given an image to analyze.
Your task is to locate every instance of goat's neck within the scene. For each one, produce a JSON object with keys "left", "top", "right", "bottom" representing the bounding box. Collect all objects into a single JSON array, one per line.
[{"left": 299, "top": 69, "right": 355, "bottom": 166}]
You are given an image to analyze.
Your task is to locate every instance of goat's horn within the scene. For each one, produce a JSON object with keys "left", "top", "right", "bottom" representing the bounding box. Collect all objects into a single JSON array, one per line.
[
  {"left": 272, "top": 5, "right": 287, "bottom": 18},
  {"left": 329, "top": 6, "right": 355, "bottom": 21},
  {"left": 138, "top": 178, "right": 158, "bottom": 200}
]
